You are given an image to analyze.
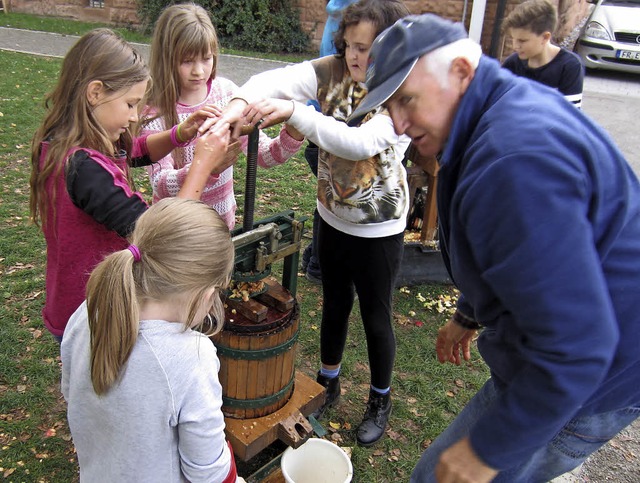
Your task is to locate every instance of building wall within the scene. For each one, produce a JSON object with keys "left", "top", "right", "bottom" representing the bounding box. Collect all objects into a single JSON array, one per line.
[
  {"left": 7, "top": 0, "right": 138, "bottom": 25},
  {"left": 7, "top": 0, "right": 590, "bottom": 59}
]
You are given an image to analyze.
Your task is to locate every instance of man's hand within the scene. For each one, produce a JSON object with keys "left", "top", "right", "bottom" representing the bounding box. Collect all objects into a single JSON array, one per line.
[
  {"left": 436, "top": 437, "right": 498, "bottom": 483},
  {"left": 436, "top": 318, "right": 476, "bottom": 365}
]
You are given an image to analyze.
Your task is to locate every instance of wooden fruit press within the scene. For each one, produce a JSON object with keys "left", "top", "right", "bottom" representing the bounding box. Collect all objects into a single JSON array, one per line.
[{"left": 211, "top": 126, "right": 324, "bottom": 464}]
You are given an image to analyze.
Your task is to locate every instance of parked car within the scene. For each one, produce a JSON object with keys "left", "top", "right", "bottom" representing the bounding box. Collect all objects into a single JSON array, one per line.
[{"left": 575, "top": 0, "right": 640, "bottom": 74}]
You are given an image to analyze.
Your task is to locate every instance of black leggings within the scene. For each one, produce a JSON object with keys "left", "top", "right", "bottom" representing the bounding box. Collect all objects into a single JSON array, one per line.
[{"left": 318, "top": 218, "right": 404, "bottom": 389}]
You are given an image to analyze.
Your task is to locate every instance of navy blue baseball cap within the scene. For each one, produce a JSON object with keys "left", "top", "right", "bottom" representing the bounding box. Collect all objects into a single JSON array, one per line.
[{"left": 348, "top": 14, "right": 468, "bottom": 123}]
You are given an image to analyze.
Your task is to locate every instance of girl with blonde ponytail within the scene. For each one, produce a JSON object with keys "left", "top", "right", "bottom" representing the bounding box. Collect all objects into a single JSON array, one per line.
[{"left": 61, "top": 197, "right": 238, "bottom": 483}]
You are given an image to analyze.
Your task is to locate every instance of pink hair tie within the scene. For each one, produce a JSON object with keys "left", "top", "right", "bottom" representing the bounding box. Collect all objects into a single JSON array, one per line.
[{"left": 128, "top": 244, "right": 142, "bottom": 262}]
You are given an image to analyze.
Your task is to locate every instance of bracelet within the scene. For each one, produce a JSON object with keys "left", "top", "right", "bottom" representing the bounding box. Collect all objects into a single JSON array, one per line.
[
  {"left": 170, "top": 124, "right": 191, "bottom": 148},
  {"left": 176, "top": 123, "right": 189, "bottom": 143},
  {"left": 452, "top": 310, "right": 482, "bottom": 330}
]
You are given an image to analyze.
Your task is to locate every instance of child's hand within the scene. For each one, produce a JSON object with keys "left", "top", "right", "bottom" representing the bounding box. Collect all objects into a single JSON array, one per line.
[
  {"left": 243, "top": 98, "right": 295, "bottom": 129},
  {"left": 224, "top": 140, "right": 242, "bottom": 167},
  {"left": 193, "top": 121, "right": 233, "bottom": 175},
  {"left": 177, "top": 120, "right": 231, "bottom": 200},
  {"left": 199, "top": 98, "right": 248, "bottom": 139},
  {"left": 180, "top": 105, "right": 222, "bottom": 142}
]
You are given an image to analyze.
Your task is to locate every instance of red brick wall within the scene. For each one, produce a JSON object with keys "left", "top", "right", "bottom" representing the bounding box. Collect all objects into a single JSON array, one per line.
[{"left": 8, "top": 0, "right": 590, "bottom": 58}]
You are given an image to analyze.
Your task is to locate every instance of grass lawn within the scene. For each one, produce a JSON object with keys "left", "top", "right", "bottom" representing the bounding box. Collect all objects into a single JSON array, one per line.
[{"left": 0, "top": 22, "right": 490, "bottom": 482}]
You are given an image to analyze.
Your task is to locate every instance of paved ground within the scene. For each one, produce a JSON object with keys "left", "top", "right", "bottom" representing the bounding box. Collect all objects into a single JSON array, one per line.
[
  {"left": 0, "top": 26, "right": 288, "bottom": 86},
  {"left": 2, "top": 26, "right": 639, "bottom": 482}
]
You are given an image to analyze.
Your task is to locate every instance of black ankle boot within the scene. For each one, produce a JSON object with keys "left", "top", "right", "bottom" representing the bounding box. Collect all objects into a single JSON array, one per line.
[
  {"left": 310, "top": 372, "right": 341, "bottom": 420},
  {"left": 356, "top": 389, "right": 392, "bottom": 446}
]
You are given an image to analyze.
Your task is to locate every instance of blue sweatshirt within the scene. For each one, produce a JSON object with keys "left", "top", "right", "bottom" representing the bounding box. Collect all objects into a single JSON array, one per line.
[{"left": 439, "top": 56, "right": 640, "bottom": 470}]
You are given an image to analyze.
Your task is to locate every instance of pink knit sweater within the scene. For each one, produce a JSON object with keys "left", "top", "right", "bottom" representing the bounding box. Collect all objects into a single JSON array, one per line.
[{"left": 142, "top": 77, "right": 304, "bottom": 229}]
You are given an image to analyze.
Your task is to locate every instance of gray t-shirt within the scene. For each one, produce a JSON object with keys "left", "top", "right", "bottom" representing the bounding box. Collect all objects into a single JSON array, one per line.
[{"left": 61, "top": 302, "right": 231, "bottom": 482}]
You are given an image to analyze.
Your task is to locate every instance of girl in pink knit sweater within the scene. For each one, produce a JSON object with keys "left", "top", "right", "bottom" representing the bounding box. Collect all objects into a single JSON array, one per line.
[{"left": 142, "top": 3, "right": 305, "bottom": 229}]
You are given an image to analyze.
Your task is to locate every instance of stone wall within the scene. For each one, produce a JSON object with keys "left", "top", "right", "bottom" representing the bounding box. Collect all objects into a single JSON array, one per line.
[{"left": 7, "top": 0, "right": 590, "bottom": 59}]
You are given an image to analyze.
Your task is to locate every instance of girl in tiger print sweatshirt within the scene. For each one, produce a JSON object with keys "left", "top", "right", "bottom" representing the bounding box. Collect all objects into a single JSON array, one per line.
[{"left": 212, "top": 0, "right": 412, "bottom": 447}]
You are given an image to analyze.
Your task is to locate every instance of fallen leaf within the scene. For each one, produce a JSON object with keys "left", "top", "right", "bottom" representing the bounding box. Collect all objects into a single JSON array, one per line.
[
  {"left": 329, "top": 421, "right": 341, "bottom": 430},
  {"left": 16, "top": 385, "right": 27, "bottom": 393},
  {"left": 44, "top": 428, "right": 56, "bottom": 438},
  {"left": 3, "top": 468, "right": 15, "bottom": 477},
  {"left": 446, "top": 391, "right": 455, "bottom": 398}
]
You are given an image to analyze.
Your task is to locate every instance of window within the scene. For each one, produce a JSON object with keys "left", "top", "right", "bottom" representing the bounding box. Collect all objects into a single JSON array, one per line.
[{"left": 89, "top": 0, "right": 105, "bottom": 7}]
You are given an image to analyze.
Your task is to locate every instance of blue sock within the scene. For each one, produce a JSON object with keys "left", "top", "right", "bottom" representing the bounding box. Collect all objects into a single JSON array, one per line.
[
  {"left": 371, "top": 385, "right": 390, "bottom": 395},
  {"left": 320, "top": 366, "right": 340, "bottom": 379}
]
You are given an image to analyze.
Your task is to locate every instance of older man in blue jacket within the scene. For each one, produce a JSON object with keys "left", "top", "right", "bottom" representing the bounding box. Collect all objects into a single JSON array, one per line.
[{"left": 349, "top": 14, "right": 640, "bottom": 483}]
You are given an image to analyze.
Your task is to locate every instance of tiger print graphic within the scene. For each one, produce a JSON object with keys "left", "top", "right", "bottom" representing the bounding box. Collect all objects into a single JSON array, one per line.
[{"left": 314, "top": 57, "right": 408, "bottom": 225}]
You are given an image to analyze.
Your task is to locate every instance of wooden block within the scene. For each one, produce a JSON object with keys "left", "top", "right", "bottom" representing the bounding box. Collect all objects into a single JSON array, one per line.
[
  {"left": 227, "top": 297, "right": 268, "bottom": 323},
  {"left": 225, "top": 372, "right": 325, "bottom": 461},
  {"left": 256, "top": 277, "right": 295, "bottom": 312},
  {"left": 257, "top": 467, "right": 284, "bottom": 483}
]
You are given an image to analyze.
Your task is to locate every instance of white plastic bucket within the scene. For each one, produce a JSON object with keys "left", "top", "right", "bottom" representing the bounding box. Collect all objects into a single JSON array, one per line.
[{"left": 281, "top": 438, "right": 353, "bottom": 483}]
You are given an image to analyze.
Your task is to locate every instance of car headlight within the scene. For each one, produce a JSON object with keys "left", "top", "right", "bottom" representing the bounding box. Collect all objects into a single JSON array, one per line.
[{"left": 584, "top": 21, "right": 612, "bottom": 41}]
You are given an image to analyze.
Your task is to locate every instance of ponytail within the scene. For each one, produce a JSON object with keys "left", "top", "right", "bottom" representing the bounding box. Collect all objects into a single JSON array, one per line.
[{"left": 86, "top": 248, "right": 140, "bottom": 395}]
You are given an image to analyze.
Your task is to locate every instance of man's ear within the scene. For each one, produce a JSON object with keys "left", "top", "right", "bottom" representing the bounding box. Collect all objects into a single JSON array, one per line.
[
  {"left": 450, "top": 57, "right": 475, "bottom": 95},
  {"left": 86, "top": 80, "right": 104, "bottom": 106},
  {"left": 542, "top": 31, "right": 552, "bottom": 44}
]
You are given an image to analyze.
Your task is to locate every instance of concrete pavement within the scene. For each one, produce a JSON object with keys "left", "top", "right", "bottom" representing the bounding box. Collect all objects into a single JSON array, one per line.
[{"left": 0, "top": 26, "right": 288, "bottom": 87}]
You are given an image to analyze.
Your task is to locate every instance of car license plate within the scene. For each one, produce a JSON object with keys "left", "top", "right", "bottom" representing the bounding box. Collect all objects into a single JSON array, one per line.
[{"left": 617, "top": 50, "right": 640, "bottom": 60}]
